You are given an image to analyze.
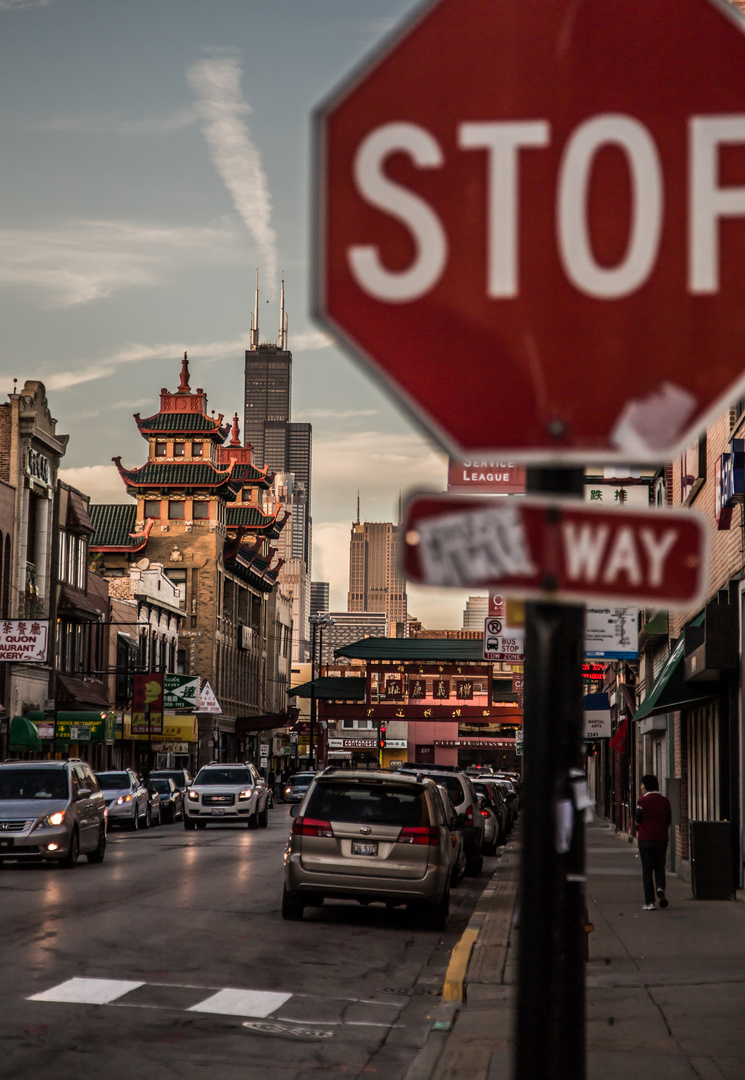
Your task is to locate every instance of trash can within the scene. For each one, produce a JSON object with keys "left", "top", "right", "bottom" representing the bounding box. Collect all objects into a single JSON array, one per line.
[{"left": 689, "top": 820, "right": 735, "bottom": 900}]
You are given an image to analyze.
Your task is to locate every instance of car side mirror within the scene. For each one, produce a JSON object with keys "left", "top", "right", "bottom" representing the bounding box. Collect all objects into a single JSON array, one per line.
[
  {"left": 289, "top": 804, "right": 300, "bottom": 818},
  {"left": 76, "top": 787, "right": 91, "bottom": 801}
]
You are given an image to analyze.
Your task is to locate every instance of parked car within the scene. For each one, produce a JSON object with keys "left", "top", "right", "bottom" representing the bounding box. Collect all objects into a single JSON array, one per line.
[
  {"left": 0, "top": 758, "right": 107, "bottom": 866},
  {"left": 282, "top": 771, "right": 316, "bottom": 804},
  {"left": 184, "top": 763, "right": 268, "bottom": 830},
  {"left": 144, "top": 780, "right": 161, "bottom": 826},
  {"left": 398, "top": 764, "right": 484, "bottom": 876},
  {"left": 436, "top": 784, "right": 466, "bottom": 885},
  {"left": 96, "top": 769, "right": 149, "bottom": 830},
  {"left": 491, "top": 777, "right": 519, "bottom": 830},
  {"left": 149, "top": 768, "right": 192, "bottom": 793},
  {"left": 282, "top": 769, "right": 453, "bottom": 928},
  {"left": 473, "top": 780, "right": 508, "bottom": 850},
  {"left": 149, "top": 776, "right": 184, "bottom": 823}
]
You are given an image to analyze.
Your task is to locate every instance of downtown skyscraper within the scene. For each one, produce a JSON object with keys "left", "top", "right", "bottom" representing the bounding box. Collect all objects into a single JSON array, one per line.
[{"left": 244, "top": 276, "right": 312, "bottom": 659}]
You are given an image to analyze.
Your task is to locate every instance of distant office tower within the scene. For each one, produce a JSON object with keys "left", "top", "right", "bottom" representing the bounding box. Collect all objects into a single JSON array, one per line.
[
  {"left": 348, "top": 516, "right": 407, "bottom": 638},
  {"left": 462, "top": 595, "right": 489, "bottom": 631},
  {"left": 311, "top": 581, "right": 329, "bottom": 617},
  {"left": 263, "top": 472, "right": 311, "bottom": 664},
  {"left": 320, "top": 611, "right": 388, "bottom": 668},
  {"left": 244, "top": 274, "right": 312, "bottom": 568}
]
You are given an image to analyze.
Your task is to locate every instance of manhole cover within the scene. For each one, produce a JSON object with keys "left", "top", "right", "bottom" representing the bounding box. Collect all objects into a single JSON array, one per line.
[{"left": 242, "top": 1020, "right": 334, "bottom": 1040}]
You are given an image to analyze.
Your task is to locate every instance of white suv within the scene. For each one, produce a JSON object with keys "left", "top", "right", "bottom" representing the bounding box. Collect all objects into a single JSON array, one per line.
[{"left": 184, "top": 763, "right": 268, "bottom": 830}]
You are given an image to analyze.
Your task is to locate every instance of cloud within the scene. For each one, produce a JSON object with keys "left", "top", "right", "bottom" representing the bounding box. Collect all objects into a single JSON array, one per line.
[
  {"left": 0, "top": 219, "right": 238, "bottom": 307},
  {"left": 188, "top": 50, "right": 277, "bottom": 298},
  {"left": 291, "top": 329, "right": 335, "bottom": 352},
  {"left": 0, "top": 0, "right": 52, "bottom": 8},
  {"left": 295, "top": 407, "right": 379, "bottom": 421},
  {"left": 38, "top": 108, "right": 198, "bottom": 135},
  {"left": 57, "top": 465, "right": 132, "bottom": 504}
]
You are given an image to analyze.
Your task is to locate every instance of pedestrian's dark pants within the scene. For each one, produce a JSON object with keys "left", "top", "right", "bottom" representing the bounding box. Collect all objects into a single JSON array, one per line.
[{"left": 638, "top": 839, "right": 667, "bottom": 904}]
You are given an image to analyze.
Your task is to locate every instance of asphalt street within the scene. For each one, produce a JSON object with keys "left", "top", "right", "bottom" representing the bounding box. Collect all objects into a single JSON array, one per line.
[{"left": 0, "top": 803, "right": 497, "bottom": 1080}]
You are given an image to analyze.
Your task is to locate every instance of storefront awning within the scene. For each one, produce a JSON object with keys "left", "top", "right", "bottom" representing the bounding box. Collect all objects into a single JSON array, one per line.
[
  {"left": 9, "top": 715, "right": 42, "bottom": 751},
  {"left": 634, "top": 630, "right": 715, "bottom": 720}
]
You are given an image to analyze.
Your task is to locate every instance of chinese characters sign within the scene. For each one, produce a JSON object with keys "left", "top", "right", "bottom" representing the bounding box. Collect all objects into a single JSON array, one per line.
[{"left": 0, "top": 620, "right": 49, "bottom": 662}]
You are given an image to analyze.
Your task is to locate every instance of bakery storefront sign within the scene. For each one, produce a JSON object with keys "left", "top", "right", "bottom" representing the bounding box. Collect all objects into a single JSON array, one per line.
[{"left": 0, "top": 620, "right": 49, "bottom": 662}]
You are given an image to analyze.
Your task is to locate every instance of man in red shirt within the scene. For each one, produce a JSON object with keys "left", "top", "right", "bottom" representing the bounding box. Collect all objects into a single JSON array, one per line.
[{"left": 635, "top": 774, "right": 672, "bottom": 910}]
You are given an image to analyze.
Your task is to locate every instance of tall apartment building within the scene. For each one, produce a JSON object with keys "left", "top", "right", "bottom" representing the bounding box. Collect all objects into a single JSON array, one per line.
[
  {"left": 320, "top": 611, "right": 387, "bottom": 668},
  {"left": 244, "top": 278, "right": 312, "bottom": 660},
  {"left": 348, "top": 518, "right": 407, "bottom": 638}
]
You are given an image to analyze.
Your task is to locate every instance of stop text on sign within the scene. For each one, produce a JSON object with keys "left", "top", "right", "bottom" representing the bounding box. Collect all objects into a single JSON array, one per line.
[
  {"left": 350, "top": 115, "right": 745, "bottom": 303},
  {"left": 402, "top": 494, "right": 708, "bottom": 608}
]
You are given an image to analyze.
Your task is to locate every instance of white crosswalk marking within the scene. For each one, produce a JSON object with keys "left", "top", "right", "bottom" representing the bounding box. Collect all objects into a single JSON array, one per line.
[
  {"left": 29, "top": 978, "right": 144, "bottom": 1005},
  {"left": 189, "top": 988, "right": 291, "bottom": 1018}
]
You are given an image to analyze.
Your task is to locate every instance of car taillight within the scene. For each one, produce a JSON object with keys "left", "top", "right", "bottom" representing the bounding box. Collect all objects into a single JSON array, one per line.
[
  {"left": 397, "top": 826, "right": 440, "bottom": 846},
  {"left": 465, "top": 805, "right": 474, "bottom": 825},
  {"left": 292, "top": 817, "right": 334, "bottom": 838},
  {"left": 481, "top": 809, "right": 490, "bottom": 818}
]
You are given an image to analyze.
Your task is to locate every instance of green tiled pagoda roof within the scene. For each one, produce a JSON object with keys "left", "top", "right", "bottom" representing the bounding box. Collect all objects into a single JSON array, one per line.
[
  {"left": 227, "top": 461, "right": 271, "bottom": 484},
  {"left": 289, "top": 677, "right": 366, "bottom": 701},
  {"left": 114, "top": 458, "right": 238, "bottom": 490},
  {"left": 89, "top": 504, "right": 145, "bottom": 550},
  {"left": 135, "top": 411, "right": 229, "bottom": 437},
  {"left": 227, "top": 505, "right": 279, "bottom": 531},
  {"left": 334, "top": 638, "right": 488, "bottom": 662}
]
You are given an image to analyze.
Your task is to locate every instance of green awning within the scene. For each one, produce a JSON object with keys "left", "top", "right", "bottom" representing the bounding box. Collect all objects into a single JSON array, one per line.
[
  {"left": 9, "top": 715, "right": 42, "bottom": 751},
  {"left": 289, "top": 677, "right": 365, "bottom": 701},
  {"left": 634, "top": 618, "right": 714, "bottom": 721}
]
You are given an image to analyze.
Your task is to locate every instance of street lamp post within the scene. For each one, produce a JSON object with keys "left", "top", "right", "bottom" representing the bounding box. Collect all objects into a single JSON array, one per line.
[{"left": 308, "top": 612, "right": 334, "bottom": 770}]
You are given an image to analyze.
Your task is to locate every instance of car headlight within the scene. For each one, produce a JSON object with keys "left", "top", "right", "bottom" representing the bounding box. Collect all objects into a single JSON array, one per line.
[
  {"left": 116, "top": 794, "right": 133, "bottom": 805},
  {"left": 187, "top": 790, "right": 199, "bottom": 801},
  {"left": 42, "top": 811, "right": 65, "bottom": 827},
  {"left": 238, "top": 788, "right": 252, "bottom": 801}
]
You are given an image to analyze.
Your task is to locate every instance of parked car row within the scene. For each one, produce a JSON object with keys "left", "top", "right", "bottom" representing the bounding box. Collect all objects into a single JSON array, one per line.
[{"left": 281, "top": 761, "right": 511, "bottom": 928}]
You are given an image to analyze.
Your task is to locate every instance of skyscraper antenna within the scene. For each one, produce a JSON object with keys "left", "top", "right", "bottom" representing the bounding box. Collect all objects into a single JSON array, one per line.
[
  {"left": 278, "top": 272, "right": 286, "bottom": 349},
  {"left": 356, "top": 490, "right": 360, "bottom": 525},
  {"left": 250, "top": 269, "right": 259, "bottom": 350}
]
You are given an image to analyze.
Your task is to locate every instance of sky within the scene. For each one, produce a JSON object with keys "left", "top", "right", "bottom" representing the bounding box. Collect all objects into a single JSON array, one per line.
[{"left": 0, "top": 0, "right": 477, "bottom": 628}]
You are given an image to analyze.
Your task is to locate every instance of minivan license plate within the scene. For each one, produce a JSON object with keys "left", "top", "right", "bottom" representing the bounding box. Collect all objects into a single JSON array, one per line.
[{"left": 352, "top": 840, "right": 378, "bottom": 856}]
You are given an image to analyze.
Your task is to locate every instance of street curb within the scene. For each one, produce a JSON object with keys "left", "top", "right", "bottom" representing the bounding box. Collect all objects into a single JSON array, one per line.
[{"left": 442, "top": 926, "right": 480, "bottom": 1002}]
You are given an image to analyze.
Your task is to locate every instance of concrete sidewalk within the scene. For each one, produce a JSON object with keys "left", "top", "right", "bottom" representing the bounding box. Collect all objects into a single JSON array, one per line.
[{"left": 409, "top": 819, "right": 745, "bottom": 1079}]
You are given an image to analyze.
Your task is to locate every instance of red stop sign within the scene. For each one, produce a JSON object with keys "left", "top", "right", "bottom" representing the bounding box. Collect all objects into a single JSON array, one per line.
[{"left": 315, "top": 0, "right": 745, "bottom": 460}]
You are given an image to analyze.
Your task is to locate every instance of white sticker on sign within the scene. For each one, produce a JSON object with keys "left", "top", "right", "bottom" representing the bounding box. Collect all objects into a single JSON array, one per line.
[{"left": 416, "top": 504, "right": 535, "bottom": 586}]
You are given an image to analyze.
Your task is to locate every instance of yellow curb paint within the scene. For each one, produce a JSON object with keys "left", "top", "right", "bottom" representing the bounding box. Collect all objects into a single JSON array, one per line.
[{"left": 442, "top": 927, "right": 480, "bottom": 1002}]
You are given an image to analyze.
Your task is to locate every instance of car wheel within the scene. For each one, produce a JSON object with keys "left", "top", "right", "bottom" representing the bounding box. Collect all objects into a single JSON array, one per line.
[
  {"left": 87, "top": 825, "right": 106, "bottom": 864},
  {"left": 184, "top": 817, "right": 196, "bottom": 831},
  {"left": 281, "top": 886, "right": 305, "bottom": 921},
  {"left": 145, "top": 807, "right": 151, "bottom": 829},
  {"left": 61, "top": 828, "right": 79, "bottom": 869},
  {"left": 196, "top": 821, "right": 207, "bottom": 830},
  {"left": 422, "top": 888, "right": 450, "bottom": 931},
  {"left": 131, "top": 808, "right": 139, "bottom": 831},
  {"left": 248, "top": 809, "right": 259, "bottom": 829},
  {"left": 258, "top": 805, "right": 269, "bottom": 828}
]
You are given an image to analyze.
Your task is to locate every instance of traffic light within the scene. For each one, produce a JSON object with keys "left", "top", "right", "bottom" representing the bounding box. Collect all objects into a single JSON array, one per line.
[{"left": 379, "top": 722, "right": 387, "bottom": 749}]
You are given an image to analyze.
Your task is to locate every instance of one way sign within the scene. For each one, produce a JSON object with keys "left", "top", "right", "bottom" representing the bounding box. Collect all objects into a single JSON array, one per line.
[{"left": 402, "top": 493, "right": 708, "bottom": 608}]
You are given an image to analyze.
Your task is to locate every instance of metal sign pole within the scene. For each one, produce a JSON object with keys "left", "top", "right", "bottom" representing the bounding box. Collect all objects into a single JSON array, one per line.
[{"left": 515, "top": 465, "right": 586, "bottom": 1080}]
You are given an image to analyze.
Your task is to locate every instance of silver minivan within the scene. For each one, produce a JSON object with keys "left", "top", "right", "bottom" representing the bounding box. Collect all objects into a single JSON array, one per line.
[
  {"left": 283, "top": 769, "right": 453, "bottom": 928},
  {"left": 0, "top": 759, "right": 107, "bottom": 866}
]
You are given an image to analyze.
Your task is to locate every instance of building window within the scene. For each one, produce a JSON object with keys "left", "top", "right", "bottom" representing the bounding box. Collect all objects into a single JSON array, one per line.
[
  {"left": 164, "top": 569, "right": 187, "bottom": 609},
  {"left": 155, "top": 441, "right": 167, "bottom": 458},
  {"left": 144, "top": 499, "right": 160, "bottom": 519},
  {"left": 168, "top": 501, "right": 185, "bottom": 519},
  {"left": 174, "top": 442, "right": 185, "bottom": 458},
  {"left": 193, "top": 500, "right": 209, "bottom": 519},
  {"left": 192, "top": 442, "right": 204, "bottom": 458}
]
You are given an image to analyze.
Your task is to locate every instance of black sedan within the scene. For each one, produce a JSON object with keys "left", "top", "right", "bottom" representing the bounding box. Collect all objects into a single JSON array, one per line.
[{"left": 148, "top": 777, "right": 184, "bottom": 823}]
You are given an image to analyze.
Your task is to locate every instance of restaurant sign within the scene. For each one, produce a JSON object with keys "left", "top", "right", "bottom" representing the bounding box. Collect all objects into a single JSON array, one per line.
[{"left": 0, "top": 620, "right": 49, "bottom": 663}]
